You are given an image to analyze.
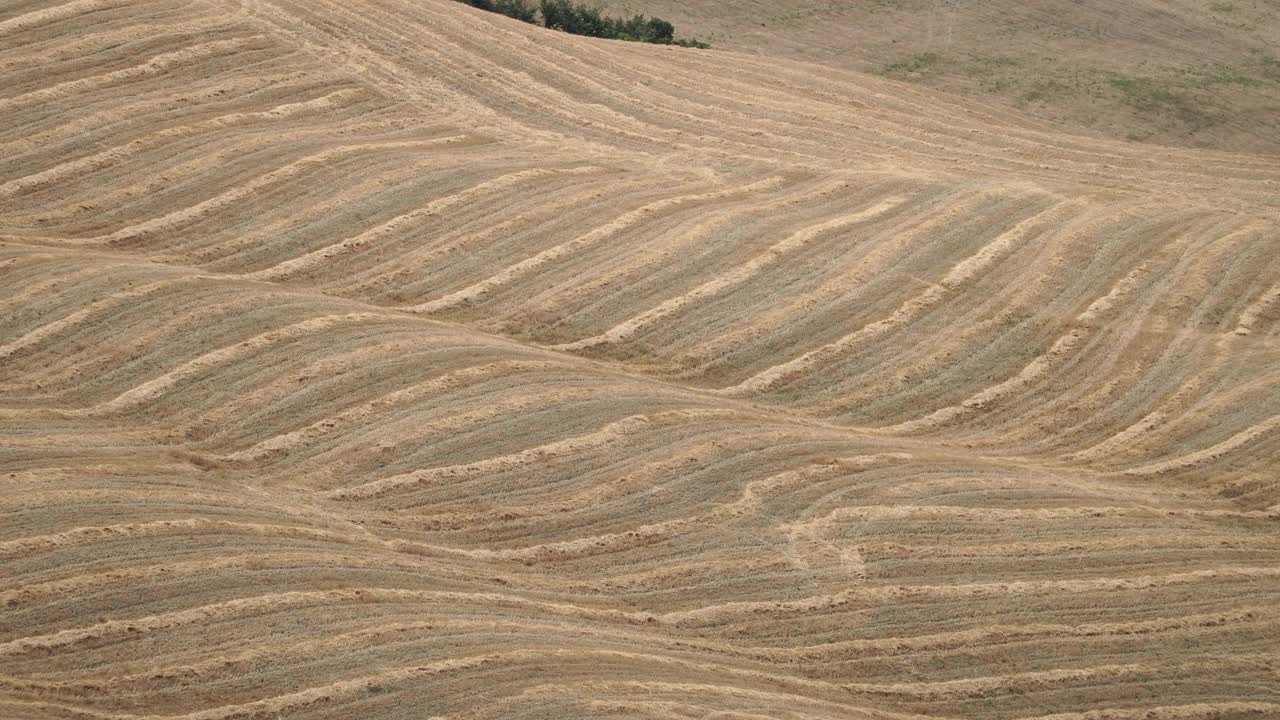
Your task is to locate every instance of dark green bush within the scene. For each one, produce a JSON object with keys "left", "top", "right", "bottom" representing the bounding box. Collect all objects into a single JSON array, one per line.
[
  {"left": 460, "top": 0, "right": 706, "bottom": 48},
  {"left": 495, "top": 0, "right": 537, "bottom": 23},
  {"left": 462, "top": 0, "right": 537, "bottom": 23},
  {"left": 540, "top": 0, "right": 608, "bottom": 37},
  {"left": 612, "top": 15, "right": 673, "bottom": 43},
  {"left": 538, "top": 0, "right": 577, "bottom": 32}
]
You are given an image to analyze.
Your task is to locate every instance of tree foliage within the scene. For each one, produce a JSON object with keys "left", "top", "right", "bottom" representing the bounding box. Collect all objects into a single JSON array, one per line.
[
  {"left": 458, "top": 0, "right": 707, "bottom": 48},
  {"left": 462, "top": 0, "right": 537, "bottom": 23},
  {"left": 495, "top": 0, "right": 538, "bottom": 23}
]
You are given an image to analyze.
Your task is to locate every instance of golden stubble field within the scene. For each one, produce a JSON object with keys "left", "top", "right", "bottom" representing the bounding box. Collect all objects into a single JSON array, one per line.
[{"left": 2, "top": 1, "right": 1279, "bottom": 718}]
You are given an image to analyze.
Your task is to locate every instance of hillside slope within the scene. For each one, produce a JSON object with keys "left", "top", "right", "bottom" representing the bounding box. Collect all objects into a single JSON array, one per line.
[
  {"left": 2, "top": 1, "right": 1279, "bottom": 718},
  {"left": 602, "top": 0, "right": 1280, "bottom": 154}
]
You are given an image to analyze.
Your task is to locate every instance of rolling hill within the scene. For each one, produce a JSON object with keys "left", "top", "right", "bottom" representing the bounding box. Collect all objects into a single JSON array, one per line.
[
  {"left": 2, "top": 1, "right": 1279, "bottom": 718},
  {"left": 600, "top": 0, "right": 1280, "bottom": 154}
]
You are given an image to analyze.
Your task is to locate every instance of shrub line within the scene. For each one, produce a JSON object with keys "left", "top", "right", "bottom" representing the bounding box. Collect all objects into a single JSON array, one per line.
[{"left": 459, "top": 0, "right": 709, "bottom": 48}]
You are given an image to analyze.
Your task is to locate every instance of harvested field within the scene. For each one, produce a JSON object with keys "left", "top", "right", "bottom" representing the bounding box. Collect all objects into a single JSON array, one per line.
[{"left": 2, "top": 1, "right": 1278, "bottom": 718}]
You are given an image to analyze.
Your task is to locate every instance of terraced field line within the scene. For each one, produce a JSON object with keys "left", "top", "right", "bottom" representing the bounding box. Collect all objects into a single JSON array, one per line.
[
  {"left": 1235, "top": 283, "right": 1280, "bottom": 336},
  {"left": 0, "top": 0, "right": 127, "bottom": 36},
  {"left": 246, "top": 166, "right": 603, "bottom": 281},
  {"left": 79, "top": 136, "right": 475, "bottom": 246},
  {"left": 407, "top": 177, "right": 789, "bottom": 313},
  {"left": 74, "top": 312, "right": 387, "bottom": 415},
  {"left": 0, "top": 274, "right": 223, "bottom": 361},
  {"left": 721, "top": 198, "right": 1083, "bottom": 396},
  {"left": 328, "top": 409, "right": 734, "bottom": 500},
  {"left": 1122, "top": 413, "right": 1280, "bottom": 477},
  {"left": 553, "top": 195, "right": 907, "bottom": 351},
  {"left": 0, "top": 37, "right": 268, "bottom": 114},
  {"left": 0, "top": 88, "right": 367, "bottom": 199},
  {"left": 221, "top": 360, "right": 564, "bottom": 462}
]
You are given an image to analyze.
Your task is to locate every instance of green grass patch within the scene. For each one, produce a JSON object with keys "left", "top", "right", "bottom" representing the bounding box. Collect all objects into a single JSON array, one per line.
[
  {"left": 1108, "top": 75, "right": 1220, "bottom": 131},
  {"left": 880, "top": 52, "right": 946, "bottom": 81},
  {"left": 1017, "top": 78, "right": 1073, "bottom": 105},
  {"left": 1183, "top": 63, "right": 1262, "bottom": 87},
  {"left": 958, "top": 54, "right": 1020, "bottom": 78},
  {"left": 1258, "top": 51, "right": 1280, "bottom": 81}
]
